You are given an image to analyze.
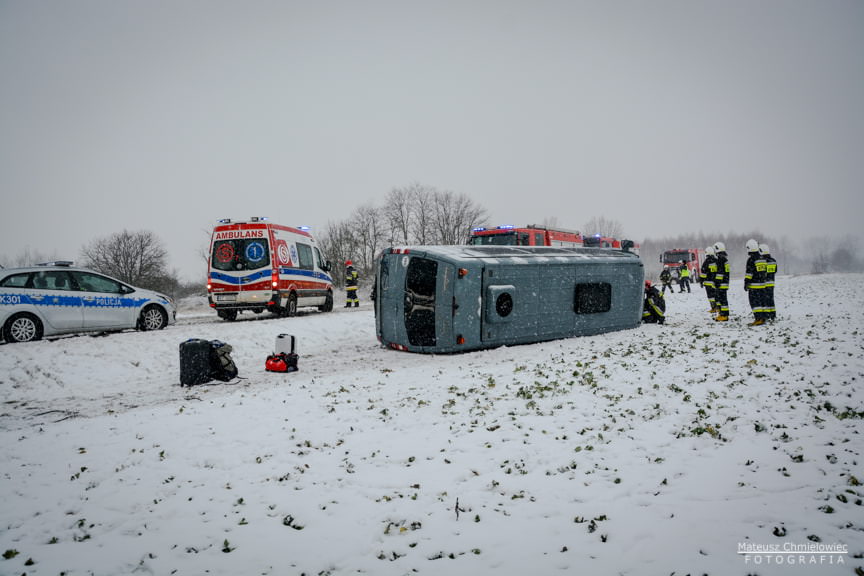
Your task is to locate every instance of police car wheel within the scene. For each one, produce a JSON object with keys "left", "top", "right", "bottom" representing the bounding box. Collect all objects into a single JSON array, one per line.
[
  {"left": 139, "top": 305, "right": 168, "bottom": 331},
  {"left": 4, "top": 313, "right": 43, "bottom": 343}
]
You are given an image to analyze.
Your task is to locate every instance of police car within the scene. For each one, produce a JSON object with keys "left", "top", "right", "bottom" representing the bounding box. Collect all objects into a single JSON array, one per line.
[{"left": 0, "top": 261, "right": 176, "bottom": 343}]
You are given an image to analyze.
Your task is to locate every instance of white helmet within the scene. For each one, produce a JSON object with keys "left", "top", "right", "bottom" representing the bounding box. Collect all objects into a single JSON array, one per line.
[
  {"left": 746, "top": 239, "right": 759, "bottom": 252},
  {"left": 714, "top": 241, "right": 726, "bottom": 253},
  {"left": 759, "top": 243, "right": 770, "bottom": 255},
  {"left": 705, "top": 245, "right": 715, "bottom": 256}
]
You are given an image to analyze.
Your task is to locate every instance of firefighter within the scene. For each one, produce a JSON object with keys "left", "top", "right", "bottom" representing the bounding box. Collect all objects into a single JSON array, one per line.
[
  {"left": 642, "top": 280, "right": 666, "bottom": 324},
  {"left": 700, "top": 245, "right": 718, "bottom": 315},
  {"left": 760, "top": 244, "right": 777, "bottom": 321},
  {"left": 344, "top": 260, "right": 359, "bottom": 308},
  {"left": 678, "top": 264, "right": 691, "bottom": 293},
  {"left": 744, "top": 239, "right": 767, "bottom": 326},
  {"left": 713, "top": 242, "right": 730, "bottom": 321},
  {"left": 659, "top": 267, "right": 675, "bottom": 294}
]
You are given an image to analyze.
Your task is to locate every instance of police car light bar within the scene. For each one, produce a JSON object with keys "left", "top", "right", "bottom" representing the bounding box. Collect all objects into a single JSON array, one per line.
[{"left": 37, "top": 261, "right": 74, "bottom": 267}]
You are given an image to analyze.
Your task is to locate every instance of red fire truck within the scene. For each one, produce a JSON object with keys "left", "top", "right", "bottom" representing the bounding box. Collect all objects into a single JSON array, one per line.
[
  {"left": 468, "top": 224, "right": 583, "bottom": 247},
  {"left": 468, "top": 225, "right": 640, "bottom": 255},
  {"left": 660, "top": 248, "right": 702, "bottom": 279}
]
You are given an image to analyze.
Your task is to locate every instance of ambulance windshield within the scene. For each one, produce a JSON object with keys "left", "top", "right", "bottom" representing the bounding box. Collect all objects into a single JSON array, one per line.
[{"left": 211, "top": 239, "right": 270, "bottom": 271}]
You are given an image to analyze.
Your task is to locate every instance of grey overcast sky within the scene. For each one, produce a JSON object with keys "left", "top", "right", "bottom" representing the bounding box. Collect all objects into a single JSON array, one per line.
[{"left": 1, "top": 0, "right": 863, "bottom": 278}]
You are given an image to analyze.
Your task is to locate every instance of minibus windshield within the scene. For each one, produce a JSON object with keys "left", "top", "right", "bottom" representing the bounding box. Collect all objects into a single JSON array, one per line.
[{"left": 404, "top": 257, "right": 437, "bottom": 346}]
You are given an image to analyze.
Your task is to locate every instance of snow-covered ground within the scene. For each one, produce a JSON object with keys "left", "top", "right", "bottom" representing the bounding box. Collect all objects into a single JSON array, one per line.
[{"left": 2, "top": 275, "right": 862, "bottom": 575}]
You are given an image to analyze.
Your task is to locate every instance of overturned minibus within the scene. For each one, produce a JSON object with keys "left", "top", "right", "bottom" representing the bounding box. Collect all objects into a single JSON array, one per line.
[{"left": 375, "top": 245, "right": 644, "bottom": 353}]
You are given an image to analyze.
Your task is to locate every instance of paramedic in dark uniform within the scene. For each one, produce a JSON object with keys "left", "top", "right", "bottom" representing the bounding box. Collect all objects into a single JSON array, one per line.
[{"left": 345, "top": 260, "right": 359, "bottom": 308}]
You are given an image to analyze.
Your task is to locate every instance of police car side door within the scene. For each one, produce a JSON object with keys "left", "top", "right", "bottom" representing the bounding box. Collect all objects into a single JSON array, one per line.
[
  {"left": 1, "top": 270, "right": 83, "bottom": 332},
  {"left": 71, "top": 271, "right": 136, "bottom": 330},
  {"left": 31, "top": 270, "right": 84, "bottom": 331}
]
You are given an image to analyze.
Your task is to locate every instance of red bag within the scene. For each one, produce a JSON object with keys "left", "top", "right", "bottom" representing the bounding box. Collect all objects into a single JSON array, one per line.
[{"left": 266, "top": 352, "right": 298, "bottom": 373}]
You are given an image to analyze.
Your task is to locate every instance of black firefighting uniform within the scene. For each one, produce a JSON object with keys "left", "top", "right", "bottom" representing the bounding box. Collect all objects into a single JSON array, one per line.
[
  {"left": 744, "top": 250, "right": 767, "bottom": 322},
  {"left": 700, "top": 254, "right": 718, "bottom": 312},
  {"left": 714, "top": 251, "right": 730, "bottom": 317},
  {"left": 659, "top": 268, "right": 674, "bottom": 294},
  {"left": 642, "top": 285, "right": 666, "bottom": 324},
  {"left": 345, "top": 265, "right": 359, "bottom": 306},
  {"left": 763, "top": 254, "right": 777, "bottom": 320}
]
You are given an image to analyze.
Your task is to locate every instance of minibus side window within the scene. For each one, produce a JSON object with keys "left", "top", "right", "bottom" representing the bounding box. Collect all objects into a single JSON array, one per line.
[{"left": 574, "top": 282, "right": 612, "bottom": 314}]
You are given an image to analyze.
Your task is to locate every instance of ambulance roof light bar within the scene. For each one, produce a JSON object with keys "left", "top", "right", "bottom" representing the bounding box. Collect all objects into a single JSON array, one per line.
[{"left": 217, "top": 217, "right": 269, "bottom": 224}]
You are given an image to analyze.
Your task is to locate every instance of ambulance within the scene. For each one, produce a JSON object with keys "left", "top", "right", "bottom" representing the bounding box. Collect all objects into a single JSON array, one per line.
[{"left": 207, "top": 218, "right": 334, "bottom": 320}]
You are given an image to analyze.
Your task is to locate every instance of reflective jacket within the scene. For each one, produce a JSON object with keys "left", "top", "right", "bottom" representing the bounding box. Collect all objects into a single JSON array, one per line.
[
  {"left": 345, "top": 266, "right": 359, "bottom": 290},
  {"left": 744, "top": 251, "right": 767, "bottom": 290},
  {"left": 700, "top": 255, "right": 717, "bottom": 288},
  {"left": 764, "top": 255, "right": 777, "bottom": 288},
  {"left": 714, "top": 253, "right": 729, "bottom": 290}
]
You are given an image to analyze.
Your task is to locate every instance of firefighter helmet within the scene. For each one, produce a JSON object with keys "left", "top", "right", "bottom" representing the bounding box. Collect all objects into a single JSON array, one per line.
[
  {"left": 746, "top": 239, "right": 759, "bottom": 253},
  {"left": 705, "top": 245, "right": 715, "bottom": 256},
  {"left": 759, "top": 244, "right": 770, "bottom": 255},
  {"left": 714, "top": 241, "right": 726, "bottom": 253},
  {"left": 345, "top": 260, "right": 353, "bottom": 266},
  {"left": 645, "top": 280, "right": 652, "bottom": 289}
]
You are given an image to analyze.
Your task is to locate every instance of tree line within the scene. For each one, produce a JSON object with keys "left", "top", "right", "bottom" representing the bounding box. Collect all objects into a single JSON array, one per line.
[
  {"left": 318, "top": 182, "right": 488, "bottom": 285},
  {"left": 1, "top": 231, "right": 200, "bottom": 298},
  {"left": 3, "top": 182, "right": 863, "bottom": 297}
]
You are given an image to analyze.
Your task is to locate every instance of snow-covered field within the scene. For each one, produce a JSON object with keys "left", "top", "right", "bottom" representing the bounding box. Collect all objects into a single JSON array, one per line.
[{"left": 2, "top": 275, "right": 862, "bottom": 575}]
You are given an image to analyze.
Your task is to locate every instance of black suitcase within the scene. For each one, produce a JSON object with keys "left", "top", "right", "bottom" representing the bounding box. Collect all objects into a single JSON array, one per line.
[{"left": 180, "top": 339, "right": 213, "bottom": 386}]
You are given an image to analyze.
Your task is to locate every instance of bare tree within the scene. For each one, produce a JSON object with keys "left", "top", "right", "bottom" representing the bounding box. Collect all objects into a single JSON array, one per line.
[
  {"left": 431, "top": 189, "right": 488, "bottom": 244},
  {"left": 1, "top": 247, "right": 63, "bottom": 268},
  {"left": 383, "top": 186, "right": 414, "bottom": 245},
  {"left": 354, "top": 203, "right": 387, "bottom": 275},
  {"left": 582, "top": 216, "right": 624, "bottom": 239},
  {"left": 319, "top": 220, "right": 356, "bottom": 285},
  {"left": 410, "top": 183, "right": 436, "bottom": 245},
  {"left": 80, "top": 229, "right": 171, "bottom": 290}
]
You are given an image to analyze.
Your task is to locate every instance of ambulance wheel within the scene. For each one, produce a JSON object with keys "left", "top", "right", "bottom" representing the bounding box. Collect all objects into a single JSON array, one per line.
[
  {"left": 285, "top": 293, "right": 298, "bottom": 317},
  {"left": 319, "top": 292, "right": 333, "bottom": 312},
  {"left": 218, "top": 310, "right": 238, "bottom": 321},
  {"left": 139, "top": 305, "right": 168, "bottom": 331},
  {"left": 3, "top": 313, "right": 43, "bottom": 343}
]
